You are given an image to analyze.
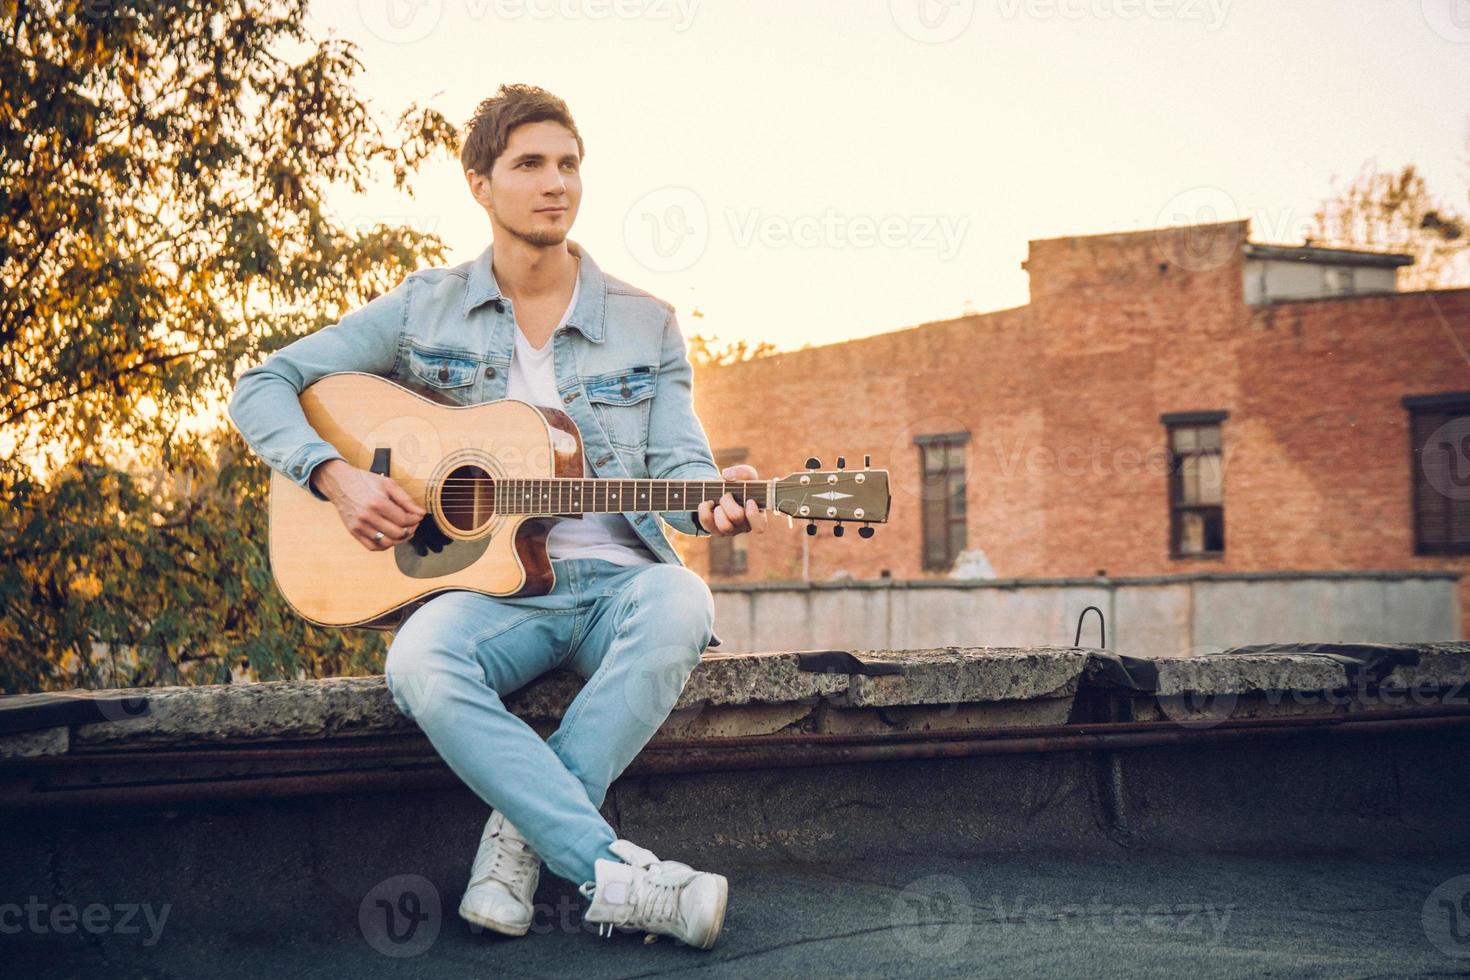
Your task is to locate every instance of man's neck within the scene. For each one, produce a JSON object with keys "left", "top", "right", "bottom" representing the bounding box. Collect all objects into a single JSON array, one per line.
[{"left": 491, "top": 235, "right": 578, "bottom": 303}]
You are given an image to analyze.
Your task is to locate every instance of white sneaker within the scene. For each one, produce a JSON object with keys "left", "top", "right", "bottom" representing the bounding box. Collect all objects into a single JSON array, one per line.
[
  {"left": 458, "top": 811, "right": 540, "bottom": 936},
  {"left": 579, "top": 839, "right": 728, "bottom": 949}
]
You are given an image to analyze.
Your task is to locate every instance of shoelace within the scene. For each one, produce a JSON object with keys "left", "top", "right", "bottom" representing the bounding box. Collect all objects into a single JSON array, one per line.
[
  {"left": 470, "top": 830, "right": 533, "bottom": 892},
  {"left": 578, "top": 868, "right": 683, "bottom": 939},
  {"left": 630, "top": 873, "right": 682, "bottom": 927}
]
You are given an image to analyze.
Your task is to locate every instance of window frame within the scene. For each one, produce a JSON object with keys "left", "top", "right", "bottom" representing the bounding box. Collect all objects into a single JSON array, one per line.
[
  {"left": 915, "top": 431, "right": 969, "bottom": 572},
  {"left": 1404, "top": 391, "right": 1470, "bottom": 556},
  {"left": 1162, "top": 411, "right": 1227, "bottom": 560}
]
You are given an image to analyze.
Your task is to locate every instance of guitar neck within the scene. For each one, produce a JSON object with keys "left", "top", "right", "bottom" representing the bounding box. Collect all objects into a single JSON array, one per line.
[{"left": 485, "top": 478, "right": 770, "bottom": 516}]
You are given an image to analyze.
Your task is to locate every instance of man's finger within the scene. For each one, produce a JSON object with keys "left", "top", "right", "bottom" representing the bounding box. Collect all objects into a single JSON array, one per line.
[
  {"left": 747, "top": 498, "right": 767, "bottom": 533},
  {"left": 383, "top": 479, "right": 427, "bottom": 517},
  {"left": 719, "top": 492, "right": 747, "bottom": 529},
  {"left": 372, "top": 498, "right": 420, "bottom": 528},
  {"left": 697, "top": 500, "right": 715, "bottom": 533},
  {"left": 713, "top": 504, "right": 734, "bottom": 534}
]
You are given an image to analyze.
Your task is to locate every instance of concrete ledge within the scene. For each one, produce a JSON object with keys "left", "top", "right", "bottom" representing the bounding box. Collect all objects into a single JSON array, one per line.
[{"left": 4, "top": 643, "right": 1468, "bottom": 765}]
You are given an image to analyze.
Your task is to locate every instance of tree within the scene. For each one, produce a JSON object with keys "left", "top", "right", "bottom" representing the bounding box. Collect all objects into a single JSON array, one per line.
[
  {"left": 0, "top": 0, "right": 457, "bottom": 691},
  {"left": 1309, "top": 161, "right": 1468, "bottom": 290},
  {"left": 687, "top": 333, "right": 777, "bottom": 369}
]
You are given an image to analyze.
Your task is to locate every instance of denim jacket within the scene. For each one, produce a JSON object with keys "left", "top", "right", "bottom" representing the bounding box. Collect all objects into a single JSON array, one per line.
[{"left": 226, "top": 239, "right": 723, "bottom": 570}]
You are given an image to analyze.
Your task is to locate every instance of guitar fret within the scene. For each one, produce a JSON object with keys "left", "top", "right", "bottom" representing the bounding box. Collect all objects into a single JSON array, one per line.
[{"left": 487, "top": 478, "right": 768, "bottom": 515}]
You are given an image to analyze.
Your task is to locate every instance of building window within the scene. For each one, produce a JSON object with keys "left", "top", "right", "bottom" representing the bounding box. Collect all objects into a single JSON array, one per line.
[
  {"left": 1163, "top": 411, "right": 1226, "bottom": 558},
  {"left": 915, "top": 432, "right": 968, "bottom": 571},
  {"left": 707, "top": 447, "right": 749, "bottom": 576},
  {"left": 1405, "top": 392, "right": 1470, "bottom": 555}
]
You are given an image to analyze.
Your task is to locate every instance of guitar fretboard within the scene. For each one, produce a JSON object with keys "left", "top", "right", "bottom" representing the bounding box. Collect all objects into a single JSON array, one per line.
[{"left": 477, "top": 479, "right": 770, "bottom": 516}]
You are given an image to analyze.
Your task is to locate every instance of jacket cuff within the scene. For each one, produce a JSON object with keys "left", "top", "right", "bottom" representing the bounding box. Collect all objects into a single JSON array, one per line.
[{"left": 286, "top": 442, "right": 346, "bottom": 502}]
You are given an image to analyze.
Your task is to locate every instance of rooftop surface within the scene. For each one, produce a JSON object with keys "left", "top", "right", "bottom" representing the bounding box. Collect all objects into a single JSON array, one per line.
[
  {"left": 9, "top": 853, "right": 1463, "bottom": 978},
  {"left": 4, "top": 642, "right": 1468, "bottom": 977}
]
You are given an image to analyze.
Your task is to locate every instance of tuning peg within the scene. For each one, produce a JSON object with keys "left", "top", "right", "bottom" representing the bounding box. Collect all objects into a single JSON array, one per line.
[
  {"left": 858, "top": 525, "right": 875, "bottom": 539},
  {"left": 863, "top": 454, "right": 871, "bottom": 468},
  {"left": 833, "top": 523, "right": 844, "bottom": 537},
  {"left": 806, "top": 521, "right": 817, "bottom": 536},
  {"left": 836, "top": 456, "right": 846, "bottom": 469},
  {"left": 805, "top": 457, "right": 821, "bottom": 470}
]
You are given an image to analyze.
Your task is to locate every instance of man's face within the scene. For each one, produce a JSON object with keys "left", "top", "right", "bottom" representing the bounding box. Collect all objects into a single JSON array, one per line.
[{"left": 468, "top": 120, "right": 582, "bottom": 247}]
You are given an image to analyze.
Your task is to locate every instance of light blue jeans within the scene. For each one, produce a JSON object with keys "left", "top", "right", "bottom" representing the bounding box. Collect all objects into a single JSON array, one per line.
[{"left": 383, "top": 558, "right": 715, "bottom": 885}]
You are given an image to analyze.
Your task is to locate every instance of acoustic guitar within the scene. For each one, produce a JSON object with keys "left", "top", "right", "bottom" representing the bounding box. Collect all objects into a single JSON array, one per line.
[{"left": 267, "top": 372, "right": 892, "bottom": 628}]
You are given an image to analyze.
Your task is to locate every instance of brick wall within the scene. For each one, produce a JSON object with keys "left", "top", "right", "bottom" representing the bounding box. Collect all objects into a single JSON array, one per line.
[{"left": 686, "top": 219, "right": 1470, "bottom": 636}]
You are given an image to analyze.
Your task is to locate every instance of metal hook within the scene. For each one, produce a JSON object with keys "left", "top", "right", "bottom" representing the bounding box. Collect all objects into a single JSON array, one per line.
[{"left": 1073, "top": 605, "right": 1106, "bottom": 649}]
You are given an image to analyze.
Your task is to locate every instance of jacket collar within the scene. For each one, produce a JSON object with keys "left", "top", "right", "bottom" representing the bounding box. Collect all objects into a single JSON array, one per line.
[{"left": 462, "top": 239, "right": 607, "bottom": 344}]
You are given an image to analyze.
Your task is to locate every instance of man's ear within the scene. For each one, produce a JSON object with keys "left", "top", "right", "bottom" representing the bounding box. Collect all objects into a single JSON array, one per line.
[{"left": 466, "top": 168, "right": 491, "bottom": 207}]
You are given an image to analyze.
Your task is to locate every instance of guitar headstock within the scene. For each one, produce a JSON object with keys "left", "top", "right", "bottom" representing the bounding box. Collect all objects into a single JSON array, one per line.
[{"left": 771, "top": 456, "right": 891, "bottom": 538}]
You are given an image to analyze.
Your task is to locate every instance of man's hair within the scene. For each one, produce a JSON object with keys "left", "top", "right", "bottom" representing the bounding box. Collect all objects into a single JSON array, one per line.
[{"left": 460, "top": 84, "right": 584, "bottom": 176}]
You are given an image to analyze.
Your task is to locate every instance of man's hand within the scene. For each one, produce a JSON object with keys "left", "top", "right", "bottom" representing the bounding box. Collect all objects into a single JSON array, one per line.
[
  {"left": 310, "top": 459, "right": 427, "bottom": 552},
  {"left": 697, "top": 464, "right": 769, "bottom": 537}
]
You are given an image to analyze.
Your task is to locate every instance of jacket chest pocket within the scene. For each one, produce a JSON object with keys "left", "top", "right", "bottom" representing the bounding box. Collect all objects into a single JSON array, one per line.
[
  {"left": 407, "top": 345, "right": 481, "bottom": 390},
  {"left": 584, "top": 366, "right": 656, "bottom": 451}
]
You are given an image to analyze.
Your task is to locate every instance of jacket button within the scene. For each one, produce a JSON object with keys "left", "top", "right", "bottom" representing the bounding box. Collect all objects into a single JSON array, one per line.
[
  {"left": 620, "top": 384, "right": 632, "bottom": 398},
  {"left": 486, "top": 367, "right": 496, "bottom": 378},
  {"left": 438, "top": 365, "right": 449, "bottom": 382}
]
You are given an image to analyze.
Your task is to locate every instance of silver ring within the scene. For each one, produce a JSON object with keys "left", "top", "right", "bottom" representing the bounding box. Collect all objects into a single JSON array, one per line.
[{"left": 372, "top": 530, "right": 385, "bottom": 543}]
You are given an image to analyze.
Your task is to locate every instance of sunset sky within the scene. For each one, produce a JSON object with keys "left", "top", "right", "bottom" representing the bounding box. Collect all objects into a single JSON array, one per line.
[{"left": 308, "top": 0, "right": 1469, "bottom": 352}]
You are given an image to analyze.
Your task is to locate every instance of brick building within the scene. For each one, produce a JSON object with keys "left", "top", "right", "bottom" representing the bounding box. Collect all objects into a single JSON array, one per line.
[{"left": 684, "top": 219, "right": 1470, "bottom": 634}]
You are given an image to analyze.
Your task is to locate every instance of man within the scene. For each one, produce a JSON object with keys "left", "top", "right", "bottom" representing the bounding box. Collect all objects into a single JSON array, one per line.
[{"left": 226, "top": 83, "right": 765, "bottom": 950}]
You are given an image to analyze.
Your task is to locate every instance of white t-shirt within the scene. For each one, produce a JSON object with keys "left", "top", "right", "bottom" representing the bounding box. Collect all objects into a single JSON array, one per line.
[{"left": 505, "top": 274, "right": 657, "bottom": 566}]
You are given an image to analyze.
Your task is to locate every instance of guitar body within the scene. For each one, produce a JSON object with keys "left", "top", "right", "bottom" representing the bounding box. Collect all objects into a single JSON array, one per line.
[{"left": 268, "top": 372, "right": 584, "bottom": 629}]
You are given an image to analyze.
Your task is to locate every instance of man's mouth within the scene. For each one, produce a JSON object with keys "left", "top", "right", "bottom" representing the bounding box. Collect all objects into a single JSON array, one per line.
[{"left": 536, "top": 206, "right": 568, "bottom": 214}]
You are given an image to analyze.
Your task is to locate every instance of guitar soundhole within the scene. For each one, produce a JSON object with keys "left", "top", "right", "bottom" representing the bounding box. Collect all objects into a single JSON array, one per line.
[{"left": 439, "top": 464, "right": 497, "bottom": 533}]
